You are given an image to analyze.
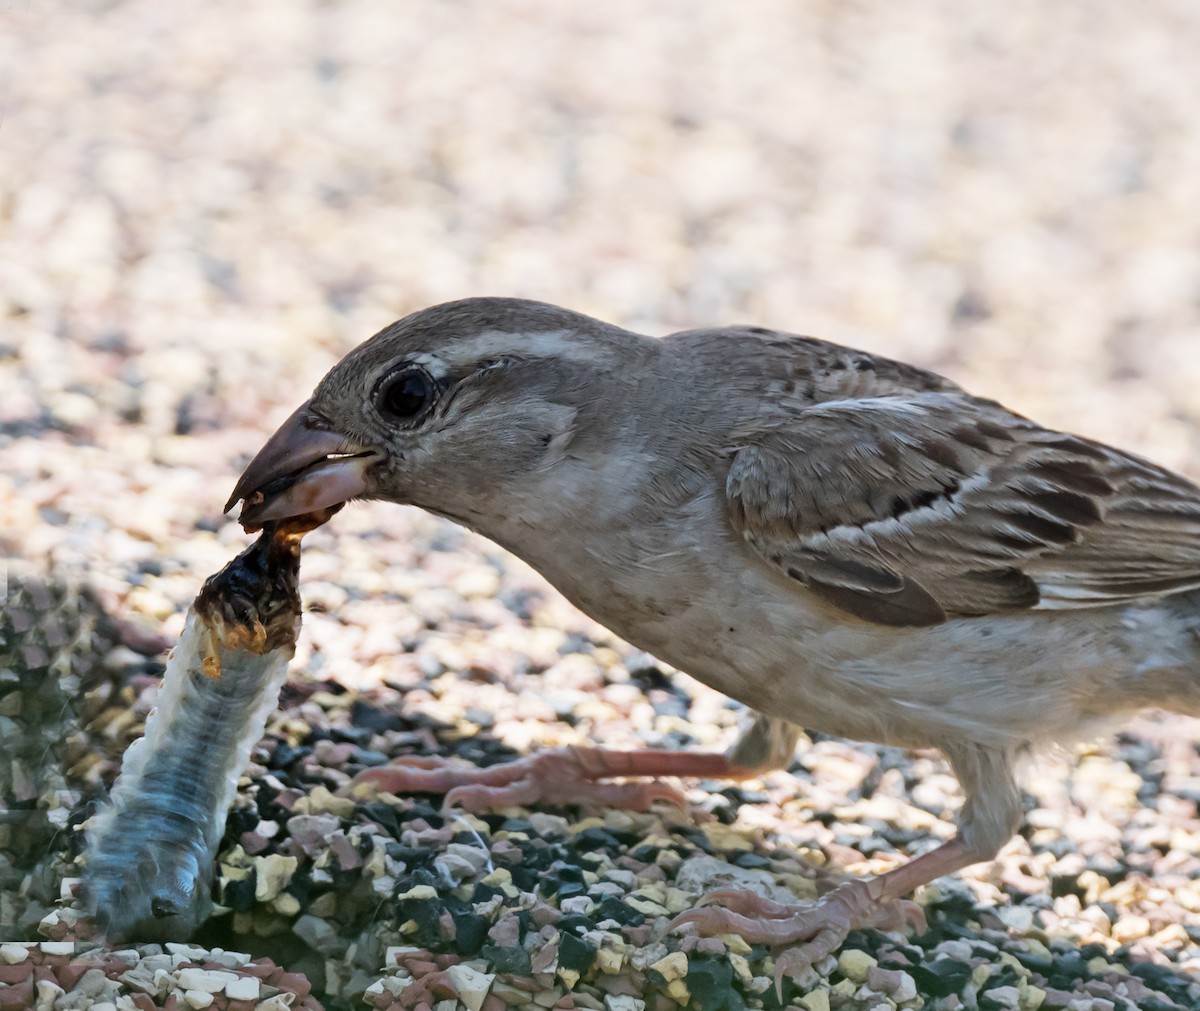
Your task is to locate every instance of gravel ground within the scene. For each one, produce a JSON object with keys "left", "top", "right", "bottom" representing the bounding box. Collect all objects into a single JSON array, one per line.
[{"left": 4, "top": 1, "right": 1200, "bottom": 1009}]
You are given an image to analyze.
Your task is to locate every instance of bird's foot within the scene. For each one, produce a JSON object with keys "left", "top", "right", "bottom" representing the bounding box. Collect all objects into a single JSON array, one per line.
[
  {"left": 352, "top": 745, "right": 744, "bottom": 812},
  {"left": 670, "top": 881, "right": 925, "bottom": 987}
]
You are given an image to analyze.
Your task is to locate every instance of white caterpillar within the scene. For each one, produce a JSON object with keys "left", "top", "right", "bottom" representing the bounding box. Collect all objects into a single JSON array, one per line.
[{"left": 84, "top": 514, "right": 330, "bottom": 941}]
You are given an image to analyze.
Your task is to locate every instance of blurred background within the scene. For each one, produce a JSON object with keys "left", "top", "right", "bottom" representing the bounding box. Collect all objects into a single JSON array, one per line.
[
  {"left": 3, "top": 0, "right": 1200, "bottom": 998},
  {"left": 4, "top": 0, "right": 1200, "bottom": 580}
]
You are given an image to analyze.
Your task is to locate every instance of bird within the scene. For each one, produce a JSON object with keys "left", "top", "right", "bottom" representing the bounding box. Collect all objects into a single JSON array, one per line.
[{"left": 226, "top": 296, "right": 1200, "bottom": 977}]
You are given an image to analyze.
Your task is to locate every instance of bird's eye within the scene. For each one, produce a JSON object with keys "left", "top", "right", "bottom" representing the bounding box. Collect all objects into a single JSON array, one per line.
[{"left": 377, "top": 367, "right": 434, "bottom": 422}]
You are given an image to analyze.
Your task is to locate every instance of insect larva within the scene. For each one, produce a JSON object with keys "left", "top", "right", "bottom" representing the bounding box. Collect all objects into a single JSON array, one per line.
[{"left": 84, "top": 510, "right": 335, "bottom": 941}]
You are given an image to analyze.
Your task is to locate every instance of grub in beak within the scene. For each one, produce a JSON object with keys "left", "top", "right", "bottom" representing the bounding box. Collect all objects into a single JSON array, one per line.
[{"left": 226, "top": 400, "right": 379, "bottom": 528}]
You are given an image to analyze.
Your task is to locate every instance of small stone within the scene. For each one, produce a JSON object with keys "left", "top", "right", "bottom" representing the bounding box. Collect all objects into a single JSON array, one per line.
[
  {"left": 998, "top": 906, "right": 1035, "bottom": 932},
  {"left": 329, "top": 831, "right": 362, "bottom": 870},
  {"left": 594, "top": 947, "right": 625, "bottom": 974},
  {"left": 700, "top": 824, "right": 753, "bottom": 852},
  {"left": 293, "top": 913, "right": 345, "bottom": 957},
  {"left": 294, "top": 785, "right": 355, "bottom": 818},
  {"left": 602, "top": 870, "right": 637, "bottom": 890},
  {"left": 480, "top": 868, "right": 512, "bottom": 888},
  {"left": 798, "top": 990, "right": 830, "bottom": 1011},
  {"left": 398, "top": 885, "right": 440, "bottom": 900},
  {"left": 0, "top": 944, "right": 30, "bottom": 965},
  {"left": 286, "top": 814, "right": 342, "bottom": 855},
  {"left": 648, "top": 952, "right": 688, "bottom": 983},
  {"left": 271, "top": 891, "right": 301, "bottom": 916},
  {"left": 226, "top": 977, "right": 260, "bottom": 1001},
  {"left": 673, "top": 856, "right": 793, "bottom": 904},
  {"left": 603, "top": 997, "right": 645, "bottom": 1011},
  {"left": 528, "top": 813, "right": 570, "bottom": 837},
  {"left": 665, "top": 979, "right": 690, "bottom": 1005},
  {"left": 177, "top": 968, "right": 239, "bottom": 992},
  {"left": 829, "top": 979, "right": 856, "bottom": 998},
  {"left": 867, "top": 966, "right": 904, "bottom": 992},
  {"left": 937, "top": 940, "right": 975, "bottom": 961},
  {"left": 983, "top": 986, "right": 1021, "bottom": 1010},
  {"left": 39, "top": 943, "right": 76, "bottom": 956},
  {"left": 1111, "top": 915, "right": 1151, "bottom": 944},
  {"left": 309, "top": 892, "right": 338, "bottom": 917},
  {"left": 892, "top": 971, "right": 918, "bottom": 1003},
  {"left": 435, "top": 852, "right": 482, "bottom": 884},
  {"left": 251, "top": 997, "right": 298, "bottom": 1011},
  {"left": 76, "top": 968, "right": 116, "bottom": 1000},
  {"left": 273, "top": 971, "right": 312, "bottom": 998},
  {"left": 447, "top": 964, "right": 495, "bottom": 1011},
  {"left": 1023, "top": 985, "right": 1047, "bottom": 1010},
  {"left": 241, "top": 832, "right": 271, "bottom": 855},
  {"left": 35, "top": 978, "right": 65, "bottom": 1008},
  {"left": 837, "top": 949, "right": 877, "bottom": 983},
  {"left": 443, "top": 843, "right": 492, "bottom": 874},
  {"left": 254, "top": 854, "right": 299, "bottom": 902}
]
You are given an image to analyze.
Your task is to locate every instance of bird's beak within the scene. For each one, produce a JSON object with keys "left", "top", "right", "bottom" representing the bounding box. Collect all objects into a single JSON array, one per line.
[{"left": 225, "top": 400, "right": 379, "bottom": 528}]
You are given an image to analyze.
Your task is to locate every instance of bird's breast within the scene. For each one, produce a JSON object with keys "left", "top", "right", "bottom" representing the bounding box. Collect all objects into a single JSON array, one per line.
[{"left": 471, "top": 482, "right": 1199, "bottom": 753}]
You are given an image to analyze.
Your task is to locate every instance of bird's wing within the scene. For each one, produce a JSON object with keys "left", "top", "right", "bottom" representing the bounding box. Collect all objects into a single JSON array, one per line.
[{"left": 725, "top": 392, "right": 1200, "bottom": 626}]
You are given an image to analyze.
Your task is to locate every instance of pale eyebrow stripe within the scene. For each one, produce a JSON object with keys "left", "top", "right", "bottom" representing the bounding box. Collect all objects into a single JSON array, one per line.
[{"left": 409, "top": 329, "right": 616, "bottom": 378}]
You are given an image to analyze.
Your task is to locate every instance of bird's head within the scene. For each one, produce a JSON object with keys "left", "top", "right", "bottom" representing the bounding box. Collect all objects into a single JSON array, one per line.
[{"left": 226, "top": 297, "right": 651, "bottom": 530}]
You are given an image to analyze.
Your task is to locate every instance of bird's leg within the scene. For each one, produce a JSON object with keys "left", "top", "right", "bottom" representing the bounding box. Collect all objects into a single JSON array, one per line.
[
  {"left": 672, "top": 744, "right": 1021, "bottom": 986},
  {"left": 353, "top": 712, "right": 804, "bottom": 812}
]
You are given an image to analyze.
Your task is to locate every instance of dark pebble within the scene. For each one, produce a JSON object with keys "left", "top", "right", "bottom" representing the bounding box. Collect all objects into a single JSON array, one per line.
[
  {"left": 396, "top": 897, "right": 444, "bottom": 948},
  {"left": 557, "top": 932, "right": 597, "bottom": 973},
  {"left": 349, "top": 749, "right": 390, "bottom": 768},
  {"left": 453, "top": 913, "right": 489, "bottom": 956},
  {"left": 224, "top": 874, "right": 258, "bottom": 913},
  {"left": 1046, "top": 951, "right": 1091, "bottom": 988},
  {"left": 673, "top": 826, "right": 716, "bottom": 853},
  {"left": 405, "top": 801, "right": 444, "bottom": 826},
  {"left": 1127, "top": 962, "right": 1194, "bottom": 1002},
  {"left": 1010, "top": 950, "right": 1054, "bottom": 975},
  {"left": 983, "top": 964, "right": 1022, "bottom": 990},
  {"left": 363, "top": 805, "right": 402, "bottom": 837},
  {"left": 330, "top": 726, "right": 374, "bottom": 746},
  {"left": 593, "top": 897, "right": 645, "bottom": 927},
  {"left": 686, "top": 957, "right": 743, "bottom": 1011},
  {"left": 556, "top": 914, "right": 596, "bottom": 935},
  {"left": 471, "top": 883, "right": 504, "bottom": 904},
  {"left": 350, "top": 700, "right": 414, "bottom": 733},
  {"left": 481, "top": 944, "right": 532, "bottom": 974},
  {"left": 226, "top": 807, "right": 259, "bottom": 837},
  {"left": 572, "top": 827, "right": 625, "bottom": 852},
  {"left": 906, "top": 958, "right": 972, "bottom": 998},
  {"left": 403, "top": 868, "right": 442, "bottom": 891}
]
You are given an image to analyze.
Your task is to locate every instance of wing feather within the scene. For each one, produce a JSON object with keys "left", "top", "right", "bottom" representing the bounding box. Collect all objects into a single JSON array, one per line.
[{"left": 725, "top": 392, "right": 1200, "bottom": 626}]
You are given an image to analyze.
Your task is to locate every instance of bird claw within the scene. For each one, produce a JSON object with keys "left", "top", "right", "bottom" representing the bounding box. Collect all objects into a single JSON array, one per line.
[
  {"left": 352, "top": 746, "right": 693, "bottom": 814},
  {"left": 670, "top": 880, "right": 925, "bottom": 990}
]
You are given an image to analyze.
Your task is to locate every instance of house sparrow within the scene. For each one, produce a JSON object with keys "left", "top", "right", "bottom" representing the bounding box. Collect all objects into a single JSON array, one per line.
[{"left": 227, "top": 297, "right": 1200, "bottom": 975}]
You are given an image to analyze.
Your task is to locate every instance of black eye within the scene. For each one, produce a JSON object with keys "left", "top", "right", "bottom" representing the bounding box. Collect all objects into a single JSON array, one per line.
[{"left": 378, "top": 367, "right": 434, "bottom": 421}]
